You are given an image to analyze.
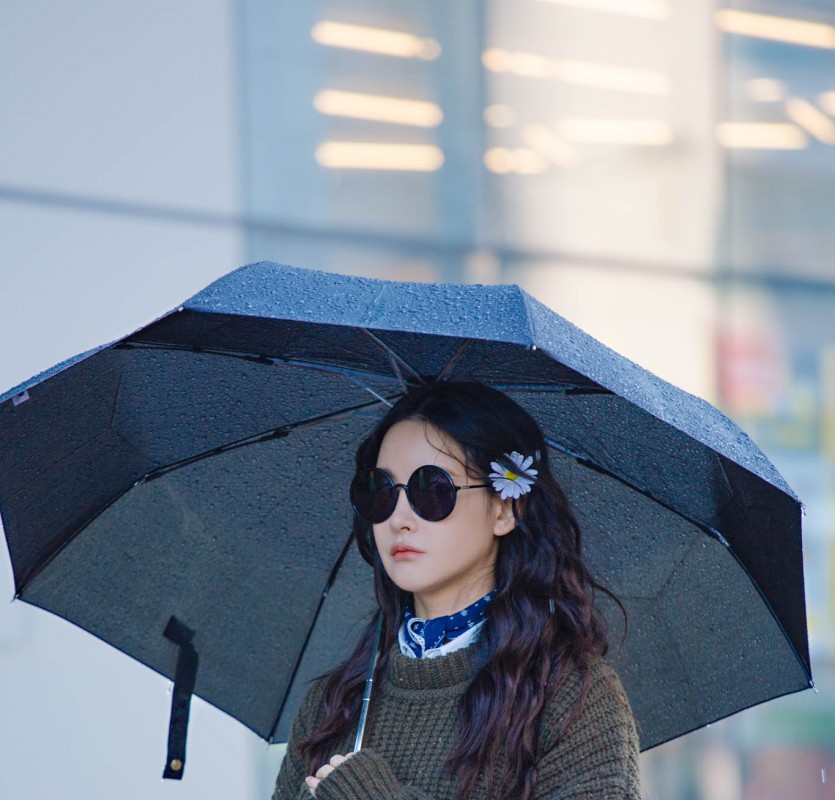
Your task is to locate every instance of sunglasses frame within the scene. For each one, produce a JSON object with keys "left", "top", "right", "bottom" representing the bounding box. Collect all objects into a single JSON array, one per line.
[{"left": 350, "top": 464, "right": 491, "bottom": 523}]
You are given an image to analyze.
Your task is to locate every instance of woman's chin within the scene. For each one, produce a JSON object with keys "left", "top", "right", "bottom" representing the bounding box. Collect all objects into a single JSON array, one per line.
[{"left": 383, "top": 562, "right": 434, "bottom": 595}]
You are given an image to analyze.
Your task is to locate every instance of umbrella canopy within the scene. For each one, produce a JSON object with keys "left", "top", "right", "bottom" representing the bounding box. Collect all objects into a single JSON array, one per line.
[{"left": 0, "top": 262, "right": 811, "bottom": 759}]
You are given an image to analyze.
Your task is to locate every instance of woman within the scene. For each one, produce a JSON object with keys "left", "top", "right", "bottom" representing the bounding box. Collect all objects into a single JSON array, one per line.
[{"left": 272, "top": 381, "right": 641, "bottom": 800}]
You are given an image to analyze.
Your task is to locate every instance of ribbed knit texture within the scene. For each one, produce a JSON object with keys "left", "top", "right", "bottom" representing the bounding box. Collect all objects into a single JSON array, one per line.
[{"left": 272, "top": 641, "right": 641, "bottom": 800}]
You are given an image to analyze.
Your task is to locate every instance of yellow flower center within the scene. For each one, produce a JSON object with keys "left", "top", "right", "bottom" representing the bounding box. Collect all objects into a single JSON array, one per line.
[{"left": 504, "top": 470, "right": 518, "bottom": 481}]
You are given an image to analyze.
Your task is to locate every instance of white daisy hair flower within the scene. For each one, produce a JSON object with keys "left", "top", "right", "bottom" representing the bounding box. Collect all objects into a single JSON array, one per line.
[{"left": 489, "top": 451, "right": 539, "bottom": 500}]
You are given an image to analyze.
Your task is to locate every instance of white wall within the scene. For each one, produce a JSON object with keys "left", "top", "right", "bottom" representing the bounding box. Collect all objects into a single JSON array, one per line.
[{"left": 0, "top": 3, "right": 262, "bottom": 798}]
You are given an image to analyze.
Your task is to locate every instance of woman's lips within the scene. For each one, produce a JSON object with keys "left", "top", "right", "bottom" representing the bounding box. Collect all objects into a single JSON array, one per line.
[{"left": 391, "top": 545, "right": 424, "bottom": 560}]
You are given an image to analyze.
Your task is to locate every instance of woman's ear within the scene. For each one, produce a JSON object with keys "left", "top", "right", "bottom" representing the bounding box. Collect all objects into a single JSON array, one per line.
[{"left": 492, "top": 496, "right": 516, "bottom": 537}]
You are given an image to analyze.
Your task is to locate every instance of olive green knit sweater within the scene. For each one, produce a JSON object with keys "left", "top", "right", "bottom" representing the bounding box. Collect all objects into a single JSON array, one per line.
[{"left": 272, "top": 642, "right": 641, "bottom": 800}]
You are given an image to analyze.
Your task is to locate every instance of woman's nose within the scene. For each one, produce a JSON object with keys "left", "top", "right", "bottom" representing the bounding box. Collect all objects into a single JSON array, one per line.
[{"left": 388, "top": 484, "right": 417, "bottom": 529}]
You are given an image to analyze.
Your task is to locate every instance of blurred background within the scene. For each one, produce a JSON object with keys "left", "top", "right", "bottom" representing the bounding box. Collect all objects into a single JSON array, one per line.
[{"left": 1, "top": 1, "right": 833, "bottom": 798}]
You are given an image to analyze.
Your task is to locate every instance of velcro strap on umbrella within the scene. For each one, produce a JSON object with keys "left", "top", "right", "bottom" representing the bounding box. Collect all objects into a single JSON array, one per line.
[{"left": 162, "top": 616, "right": 199, "bottom": 780}]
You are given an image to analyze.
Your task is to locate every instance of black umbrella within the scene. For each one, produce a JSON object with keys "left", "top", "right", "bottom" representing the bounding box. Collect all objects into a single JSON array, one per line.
[{"left": 0, "top": 262, "right": 811, "bottom": 776}]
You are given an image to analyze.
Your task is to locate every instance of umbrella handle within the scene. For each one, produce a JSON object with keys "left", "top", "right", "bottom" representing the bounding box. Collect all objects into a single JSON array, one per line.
[{"left": 353, "top": 613, "right": 384, "bottom": 752}]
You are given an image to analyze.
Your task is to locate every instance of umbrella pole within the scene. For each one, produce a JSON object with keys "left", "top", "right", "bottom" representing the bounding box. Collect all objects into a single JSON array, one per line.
[{"left": 353, "top": 613, "right": 384, "bottom": 752}]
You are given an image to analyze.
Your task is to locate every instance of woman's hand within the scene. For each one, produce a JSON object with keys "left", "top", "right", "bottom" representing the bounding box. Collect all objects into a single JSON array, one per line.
[{"left": 304, "top": 752, "right": 356, "bottom": 796}]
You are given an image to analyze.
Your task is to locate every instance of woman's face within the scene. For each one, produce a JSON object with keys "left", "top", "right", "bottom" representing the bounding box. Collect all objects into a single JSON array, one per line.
[{"left": 373, "top": 418, "right": 515, "bottom": 619}]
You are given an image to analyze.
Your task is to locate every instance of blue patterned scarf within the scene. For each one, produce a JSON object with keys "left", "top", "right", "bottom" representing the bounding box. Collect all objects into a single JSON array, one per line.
[{"left": 403, "top": 589, "right": 496, "bottom": 658}]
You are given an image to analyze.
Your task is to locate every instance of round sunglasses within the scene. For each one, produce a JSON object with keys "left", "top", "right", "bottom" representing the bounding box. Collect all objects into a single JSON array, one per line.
[{"left": 350, "top": 465, "right": 490, "bottom": 523}]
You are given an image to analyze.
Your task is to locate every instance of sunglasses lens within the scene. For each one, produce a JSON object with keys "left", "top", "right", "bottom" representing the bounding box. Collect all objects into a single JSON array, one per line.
[
  {"left": 408, "top": 466, "right": 456, "bottom": 521},
  {"left": 350, "top": 468, "right": 396, "bottom": 523}
]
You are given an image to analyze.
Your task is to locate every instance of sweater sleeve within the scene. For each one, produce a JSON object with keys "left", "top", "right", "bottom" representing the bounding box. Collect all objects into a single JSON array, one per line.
[
  {"left": 534, "top": 659, "right": 642, "bottom": 800},
  {"left": 271, "top": 679, "right": 331, "bottom": 800},
  {"left": 314, "top": 749, "right": 434, "bottom": 800},
  {"left": 271, "top": 689, "right": 434, "bottom": 800}
]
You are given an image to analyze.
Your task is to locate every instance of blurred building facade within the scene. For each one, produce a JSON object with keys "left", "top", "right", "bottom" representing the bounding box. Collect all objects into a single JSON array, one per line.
[
  {"left": 0, "top": 0, "right": 835, "bottom": 800},
  {"left": 238, "top": 1, "right": 835, "bottom": 797}
]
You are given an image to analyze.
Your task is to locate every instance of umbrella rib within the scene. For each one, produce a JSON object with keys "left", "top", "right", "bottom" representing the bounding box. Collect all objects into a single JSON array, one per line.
[
  {"left": 139, "top": 396, "right": 401, "bottom": 484},
  {"left": 640, "top": 677, "right": 812, "bottom": 751},
  {"left": 357, "top": 330, "right": 424, "bottom": 387},
  {"left": 13, "top": 396, "right": 398, "bottom": 595},
  {"left": 543, "top": 436, "right": 727, "bottom": 544},
  {"left": 348, "top": 375, "right": 396, "bottom": 407},
  {"left": 636, "top": 549, "right": 813, "bottom": 751},
  {"left": 267, "top": 529, "right": 361, "bottom": 744},
  {"left": 117, "top": 340, "right": 406, "bottom": 387},
  {"left": 545, "top": 437, "right": 814, "bottom": 718},
  {"left": 688, "top": 532, "right": 813, "bottom": 686},
  {"left": 435, "top": 340, "right": 472, "bottom": 382},
  {"left": 496, "top": 383, "right": 613, "bottom": 395}
]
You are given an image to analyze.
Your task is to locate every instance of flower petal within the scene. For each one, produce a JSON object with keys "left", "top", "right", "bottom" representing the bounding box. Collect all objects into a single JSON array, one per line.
[{"left": 490, "top": 451, "right": 538, "bottom": 498}]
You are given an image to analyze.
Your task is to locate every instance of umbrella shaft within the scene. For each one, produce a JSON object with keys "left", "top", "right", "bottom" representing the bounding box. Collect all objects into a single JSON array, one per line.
[{"left": 353, "top": 614, "right": 384, "bottom": 751}]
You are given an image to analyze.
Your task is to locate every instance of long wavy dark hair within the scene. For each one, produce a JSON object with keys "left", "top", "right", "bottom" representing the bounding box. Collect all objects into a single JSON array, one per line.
[{"left": 298, "top": 381, "right": 624, "bottom": 800}]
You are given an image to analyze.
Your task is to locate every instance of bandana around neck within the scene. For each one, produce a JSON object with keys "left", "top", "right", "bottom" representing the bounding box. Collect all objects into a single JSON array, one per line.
[{"left": 403, "top": 589, "right": 497, "bottom": 658}]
